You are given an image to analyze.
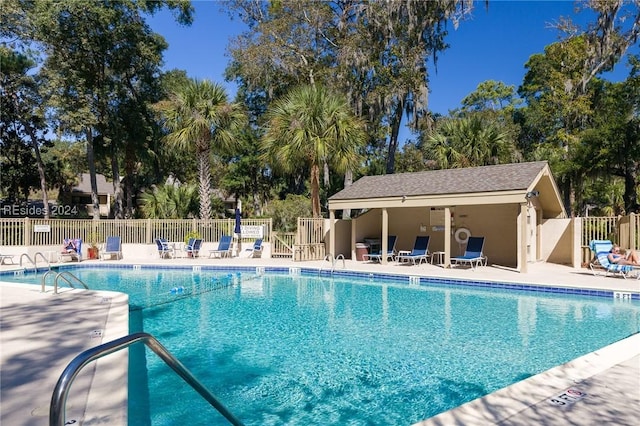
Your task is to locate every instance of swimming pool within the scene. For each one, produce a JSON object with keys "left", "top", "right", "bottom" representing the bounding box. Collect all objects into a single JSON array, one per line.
[{"left": 4, "top": 266, "right": 640, "bottom": 425}]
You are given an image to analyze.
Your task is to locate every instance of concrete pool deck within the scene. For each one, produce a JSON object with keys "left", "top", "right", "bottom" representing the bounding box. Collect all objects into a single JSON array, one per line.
[{"left": 1, "top": 256, "right": 639, "bottom": 425}]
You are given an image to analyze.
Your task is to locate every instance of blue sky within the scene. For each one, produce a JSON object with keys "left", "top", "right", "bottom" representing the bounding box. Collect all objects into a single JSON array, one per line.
[{"left": 148, "top": 1, "right": 636, "bottom": 116}]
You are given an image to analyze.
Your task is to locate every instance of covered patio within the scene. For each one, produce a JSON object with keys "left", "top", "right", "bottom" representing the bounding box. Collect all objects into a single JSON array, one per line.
[{"left": 327, "top": 161, "right": 568, "bottom": 272}]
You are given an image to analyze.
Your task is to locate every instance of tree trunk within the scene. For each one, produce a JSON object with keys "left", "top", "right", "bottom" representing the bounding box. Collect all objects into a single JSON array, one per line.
[
  {"left": 386, "top": 101, "right": 404, "bottom": 174},
  {"left": 310, "top": 163, "right": 321, "bottom": 217},
  {"left": 15, "top": 98, "right": 50, "bottom": 219},
  {"left": 85, "top": 129, "right": 101, "bottom": 220},
  {"left": 624, "top": 160, "right": 639, "bottom": 213},
  {"left": 198, "top": 148, "right": 212, "bottom": 220},
  {"left": 124, "top": 141, "right": 139, "bottom": 218},
  {"left": 27, "top": 127, "right": 49, "bottom": 219},
  {"left": 110, "top": 144, "right": 124, "bottom": 219}
]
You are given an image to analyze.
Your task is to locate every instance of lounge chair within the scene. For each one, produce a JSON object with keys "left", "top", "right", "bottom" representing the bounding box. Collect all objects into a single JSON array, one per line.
[
  {"left": 588, "top": 240, "right": 613, "bottom": 273},
  {"left": 397, "top": 236, "right": 431, "bottom": 265},
  {"left": 209, "top": 235, "right": 233, "bottom": 258},
  {"left": 451, "top": 236, "right": 487, "bottom": 270},
  {"left": 0, "top": 253, "right": 16, "bottom": 265},
  {"left": 59, "top": 238, "right": 82, "bottom": 262},
  {"left": 101, "top": 236, "right": 123, "bottom": 260},
  {"left": 156, "top": 238, "right": 174, "bottom": 259},
  {"left": 185, "top": 238, "right": 203, "bottom": 258},
  {"left": 365, "top": 235, "right": 397, "bottom": 262},
  {"left": 591, "top": 245, "right": 640, "bottom": 279},
  {"left": 246, "top": 238, "right": 263, "bottom": 258}
]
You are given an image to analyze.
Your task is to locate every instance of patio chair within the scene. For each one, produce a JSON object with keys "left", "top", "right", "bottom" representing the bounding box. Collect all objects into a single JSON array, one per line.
[
  {"left": 397, "top": 236, "right": 431, "bottom": 265},
  {"left": 59, "top": 238, "right": 82, "bottom": 262},
  {"left": 101, "top": 236, "right": 122, "bottom": 260},
  {"left": 365, "top": 235, "right": 397, "bottom": 262},
  {"left": 209, "top": 235, "right": 233, "bottom": 258},
  {"left": 592, "top": 250, "right": 640, "bottom": 279},
  {"left": 155, "top": 238, "right": 174, "bottom": 259},
  {"left": 185, "top": 238, "right": 203, "bottom": 258},
  {"left": 588, "top": 240, "right": 613, "bottom": 274},
  {"left": 451, "top": 236, "right": 487, "bottom": 270},
  {"left": 0, "top": 253, "right": 16, "bottom": 265},
  {"left": 246, "top": 238, "right": 263, "bottom": 258}
]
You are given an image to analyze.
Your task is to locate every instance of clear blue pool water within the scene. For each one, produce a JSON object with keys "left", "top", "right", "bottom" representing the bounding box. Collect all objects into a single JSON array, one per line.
[{"left": 4, "top": 266, "right": 640, "bottom": 425}]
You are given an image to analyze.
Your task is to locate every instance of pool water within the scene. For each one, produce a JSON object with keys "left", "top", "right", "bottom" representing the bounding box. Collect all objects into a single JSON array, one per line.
[{"left": 5, "top": 267, "right": 640, "bottom": 425}]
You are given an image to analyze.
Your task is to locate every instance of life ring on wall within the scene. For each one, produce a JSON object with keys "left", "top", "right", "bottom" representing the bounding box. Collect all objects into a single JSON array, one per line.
[{"left": 454, "top": 227, "right": 471, "bottom": 244}]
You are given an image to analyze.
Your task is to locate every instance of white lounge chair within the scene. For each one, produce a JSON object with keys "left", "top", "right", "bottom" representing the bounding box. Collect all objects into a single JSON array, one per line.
[
  {"left": 209, "top": 235, "right": 233, "bottom": 258},
  {"left": 365, "top": 235, "right": 397, "bottom": 262},
  {"left": 101, "top": 236, "right": 122, "bottom": 260},
  {"left": 246, "top": 238, "right": 263, "bottom": 258},
  {"left": 0, "top": 253, "right": 16, "bottom": 265},
  {"left": 451, "top": 236, "right": 487, "bottom": 270},
  {"left": 397, "top": 236, "right": 430, "bottom": 265}
]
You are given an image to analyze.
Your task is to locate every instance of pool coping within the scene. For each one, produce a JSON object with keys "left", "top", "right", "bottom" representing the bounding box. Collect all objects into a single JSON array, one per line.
[
  {"left": 414, "top": 333, "right": 640, "bottom": 426},
  {"left": 1, "top": 261, "right": 639, "bottom": 425},
  {"left": 0, "top": 282, "right": 129, "bottom": 426},
  {"left": 5, "top": 262, "right": 637, "bottom": 301}
]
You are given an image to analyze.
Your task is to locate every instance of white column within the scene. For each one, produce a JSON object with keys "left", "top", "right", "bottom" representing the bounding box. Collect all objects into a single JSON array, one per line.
[{"left": 381, "top": 208, "right": 389, "bottom": 264}]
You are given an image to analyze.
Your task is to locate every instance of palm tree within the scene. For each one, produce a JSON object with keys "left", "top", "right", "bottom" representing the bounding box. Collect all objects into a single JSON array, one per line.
[
  {"left": 261, "top": 85, "right": 367, "bottom": 217},
  {"left": 425, "top": 115, "right": 512, "bottom": 169},
  {"left": 139, "top": 183, "right": 198, "bottom": 219},
  {"left": 154, "top": 79, "right": 245, "bottom": 219}
]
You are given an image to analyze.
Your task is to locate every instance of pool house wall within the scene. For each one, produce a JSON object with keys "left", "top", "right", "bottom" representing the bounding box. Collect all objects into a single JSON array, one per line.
[{"left": 330, "top": 213, "right": 639, "bottom": 269}]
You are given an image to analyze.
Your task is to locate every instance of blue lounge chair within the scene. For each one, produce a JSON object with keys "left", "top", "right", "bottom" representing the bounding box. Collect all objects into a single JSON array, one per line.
[
  {"left": 365, "top": 235, "right": 397, "bottom": 262},
  {"left": 59, "top": 238, "right": 82, "bottom": 262},
  {"left": 185, "top": 238, "right": 203, "bottom": 258},
  {"left": 246, "top": 238, "right": 263, "bottom": 258},
  {"left": 101, "top": 236, "right": 122, "bottom": 260},
  {"left": 589, "top": 249, "right": 640, "bottom": 280},
  {"left": 155, "top": 238, "right": 174, "bottom": 259},
  {"left": 588, "top": 240, "right": 613, "bottom": 274},
  {"left": 208, "top": 235, "right": 233, "bottom": 258},
  {"left": 452, "top": 236, "right": 487, "bottom": 270},
  {"left": 397, "top": 236, "right": 431, "bottom": 265}
]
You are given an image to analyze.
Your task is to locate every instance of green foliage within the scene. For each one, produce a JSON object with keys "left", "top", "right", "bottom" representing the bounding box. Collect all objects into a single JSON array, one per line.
[
  {"left": 154, "top": 78, "right": 246, "bottom": 219},
  {"left": 424, "top": 115, "right": 514, "bottom": 169},
  {"left": 139, "top": 183, "right": 198, "bottom": 219},
  {"left": 265, "top": 194, "right": 312, "bottom": 232},
  {"left": 184, "top": 230, "right": 202, "bottom": 246},
  {"left": 261, "top": 84, "right": 366, "bottom": 217}
]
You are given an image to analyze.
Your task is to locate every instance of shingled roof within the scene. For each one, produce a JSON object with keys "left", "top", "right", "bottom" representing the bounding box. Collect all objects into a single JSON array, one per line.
[
  {"left": 330, "top": 161, "right": 549, "bottom": 200},
  {"left": 71, "top": 173, "right": 114, "bottom": 195}
]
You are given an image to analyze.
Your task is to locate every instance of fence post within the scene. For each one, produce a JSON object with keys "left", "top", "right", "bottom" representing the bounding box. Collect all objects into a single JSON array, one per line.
[
  {"left": 146, "top": 219, "right": 151, "bottom": 244},
  {"left": 24, "top": 217, "right": 31, "bottom": 246},
  {"left": 631, "top": 213, "right": 637, "bottom": 250}
]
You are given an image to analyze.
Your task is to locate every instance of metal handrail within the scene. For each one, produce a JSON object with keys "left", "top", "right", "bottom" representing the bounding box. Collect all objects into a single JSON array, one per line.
[
  {"left": 34, "top": 251, "right": 51, "bottom": 270},
  {"left": 19, "top": 253, "right": 36, "bottom": 270},
  {"left": 50, "top": 332, "right": 244, "bottom": 426},
  {"left": 41, "top": 271, "right": 89, "bottom": 294},
  {"left": 319, "top": 253, "right": 345, "bottom": 275},
  {"left": 19, "top": 252, "right": 51, "bottom": 271},
  {"left": 54, "top": 271, "right": 89, "bottom": 293}
]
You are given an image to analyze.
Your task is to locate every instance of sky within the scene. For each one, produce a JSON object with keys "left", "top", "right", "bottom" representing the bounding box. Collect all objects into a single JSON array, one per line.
[{"left": 147, "top": 1, "right": 637, "bottom": 117}]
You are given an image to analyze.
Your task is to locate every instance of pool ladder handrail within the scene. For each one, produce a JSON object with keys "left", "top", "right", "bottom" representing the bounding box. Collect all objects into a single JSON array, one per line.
[
  {"left": 41, "top": 271, "right": 89, "bottom": 294},
  {"left": 50, "top": 332, "right": 244, "bottom": 426},
  {"left": 20, "top": 252, "right": 51, "bottom": 272},
  {"left": 319, "top": 253, "right": 345, "bottom": 275}
]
